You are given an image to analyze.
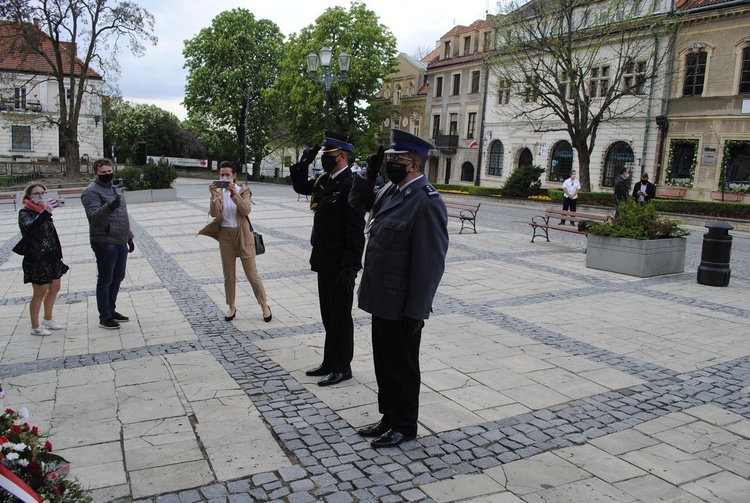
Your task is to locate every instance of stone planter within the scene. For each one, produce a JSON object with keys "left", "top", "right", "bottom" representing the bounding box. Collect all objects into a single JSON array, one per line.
[
  {"left": 655, "top": 186, "right": 687, "bottom": 199},
  {"left": 586, "top": 234, "right": 687, "bottom": 277},
  {"left": 124, "top": 188, "right": 177, "bottom": 204},
  {"left": 710, "top": 191, "right": 745, "bottom": 203}
]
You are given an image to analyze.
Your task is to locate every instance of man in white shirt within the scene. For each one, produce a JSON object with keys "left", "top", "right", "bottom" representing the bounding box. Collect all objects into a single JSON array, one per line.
[{"left": 560, "top": 169, "right": 581, "bottom": 225}]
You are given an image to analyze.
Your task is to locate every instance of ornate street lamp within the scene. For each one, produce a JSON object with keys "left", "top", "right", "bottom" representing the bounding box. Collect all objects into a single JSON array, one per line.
[{"left": 306, "top": 44, "right": 351, "bottom": 130}]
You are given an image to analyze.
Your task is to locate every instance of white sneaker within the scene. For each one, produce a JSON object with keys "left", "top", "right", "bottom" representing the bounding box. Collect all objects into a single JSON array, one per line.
[
  {"left": 31, "top": 326, "right": 52, "bottom": 336},
  {"left": 41, "top": 319, "right": 63, "bottom": 330}
]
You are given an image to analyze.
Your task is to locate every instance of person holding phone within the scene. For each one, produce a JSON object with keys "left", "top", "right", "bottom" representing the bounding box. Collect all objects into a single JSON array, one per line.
[
  {"left": 82, "top": 158, "right": 135, "bottom": 330},
  {"left": 17, "top": 182, "right": 69, "bottom": 336},
  {"left": 199, "top": 161, "right": 272, "bottom": 323}
]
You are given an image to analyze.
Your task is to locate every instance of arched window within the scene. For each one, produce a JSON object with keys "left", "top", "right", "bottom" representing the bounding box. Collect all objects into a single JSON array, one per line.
[
  {"left": 461, "top": 162, "right": 474, "bottom": 182},
  {"left": 683, "top": 48, "right": 707, "bottom": 96},
  {"left": 518, "top": 148, "right": 533, "bottom": 168},
  {"left": 602, "top": 141, "right": 635, "bottom": 188},
  {"left": 488, "top": 140, "right": 504, "bottom": 176},
  {"left": 549, "top": 141, "right": 574, "bottom": 182},
  {"left": 396, "top": 86, "right": 402, "bottom": 105}
]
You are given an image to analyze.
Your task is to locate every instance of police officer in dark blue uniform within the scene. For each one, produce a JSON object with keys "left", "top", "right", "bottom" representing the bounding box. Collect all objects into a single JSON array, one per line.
[
  {"left": 290, "top": 132, "right": 365, "bottom": 386},
  {"left": 349, "top": 129, "right": 449, "bottom": 448}
]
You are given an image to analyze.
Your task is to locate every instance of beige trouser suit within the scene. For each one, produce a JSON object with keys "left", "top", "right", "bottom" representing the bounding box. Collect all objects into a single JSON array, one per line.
[{"left": 199, "top": 185, "right": 267, "bottom": 308}]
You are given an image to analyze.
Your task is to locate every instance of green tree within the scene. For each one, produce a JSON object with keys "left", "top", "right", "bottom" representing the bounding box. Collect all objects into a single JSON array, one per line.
[
  {"left": 271, "top": 1, "right": 397, "bottom": 159},
  {"left": 108, "top": 102, "right": 188, "bottom": 163},
  {"left": 490, "top": 0, "right": 672, "bottom": 191},
  {"left": 0, "top": 0, "right": 156, "bottom": 177},
  {"left": 183, "top": 9, "right": 284, "bottom": 178},
  {"left": 182, "top": 113, "right": 240, "bottom": 163}
]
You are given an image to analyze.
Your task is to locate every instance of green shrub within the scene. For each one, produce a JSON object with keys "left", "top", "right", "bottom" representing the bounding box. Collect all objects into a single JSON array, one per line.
[
  {"left": 587, "top": 200, "right": 690, "bottom": 239},
  {"left": 142, "top": 158, "right": 177, "bottom": 189},
  {"left": 652, "top": 199, "right": 750, "bottom": 219},
  {"left": 547, "top": 189, "right": 615, "bottom": 206},
  {"left": 500, "top": 165, "right": 545, "bottom": 198},
  {"left": 117, "top": 167, "right": 149, "bottom": 191}
]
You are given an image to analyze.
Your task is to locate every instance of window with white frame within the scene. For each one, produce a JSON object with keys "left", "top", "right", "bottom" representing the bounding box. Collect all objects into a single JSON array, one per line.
[
  {"left": 449, "top": 113, "right": 458, "bottom": 135},
  {"left": 11, "top": 125, "right": 32, "bottom": 151},
  {"left": 498, "top": 79, "right": 511, "bottom": 104},
  {"left": 623, "top": 60, "right": 647, "bottom": 95},
  {"left": 683, "top": 51, "right": 707, "bottom": 96},
  {"left": 589, "top": 66, "right": 610, "bottom": 98},
  {"left": 14, "top": 87, "right": 26, "bottom": 110},
  {"left": 432, "top": 114, "right": 441, "bottom": 138},
  {"left": 395, "top": 86, "right": 402, "bottom": 105},
  {"left": 470, "top": 71, "right": 480, "bottom": 94},
  {"left": 739, "top": 46, "right": 750, "bottom": 94},
  {"left": 464, "top": 36, "right": 471, "bottom": 55},
  {"left": 524, "top": 76, "right": 539, "bottom": 102},
  {"left": 488, "top": 140, "right": 504, "bottom": 176},
  {"left": 466, "top": 112, "right": 477, "bottom": 139},
  {"left": 452, "top": 74, "right": 461, "bottom": 95},
  {"left": 413, "top": 119, "right": 420, "bottom": 137},
  {"left": 435, "top": 76, "right": 443, "bottom": 97}
]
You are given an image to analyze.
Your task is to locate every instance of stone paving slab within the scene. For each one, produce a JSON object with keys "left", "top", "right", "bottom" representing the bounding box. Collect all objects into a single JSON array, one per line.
[{"left": 1, "top": 179, "right": 749, "bottom": 502}]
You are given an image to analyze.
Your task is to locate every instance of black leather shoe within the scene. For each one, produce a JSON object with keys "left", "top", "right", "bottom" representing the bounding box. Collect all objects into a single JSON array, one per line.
[
  {"left": 224, "top": 308, "right": 236, "bottom": 322},
  {"left": 263, "top": 307, "right": 272, "bottom": 323},
  {"left": 317, "top": 371, "right": 352, "bottom": 386},
  {"left": 371, "top": 429, "right": 416, "bottom": 448},
  {"left": 305, "top": 364, "right": 329, "bottom": 377},
  {"left": 358, "top": 421, "right": 389, "bottom": 438}
]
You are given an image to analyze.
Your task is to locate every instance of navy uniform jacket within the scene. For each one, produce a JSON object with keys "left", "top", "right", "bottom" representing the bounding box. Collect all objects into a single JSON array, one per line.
[
  {"left": 349, "top": 174, "right": 449, "bottom": 321},
  {"left": 291, "top": 166, "right": 365, "bottom": 276}
]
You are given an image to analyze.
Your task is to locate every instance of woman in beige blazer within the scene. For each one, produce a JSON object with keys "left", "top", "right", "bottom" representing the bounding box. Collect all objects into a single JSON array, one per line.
[{"left": 199, "top": 161, "right": 272, "bottom": 322}]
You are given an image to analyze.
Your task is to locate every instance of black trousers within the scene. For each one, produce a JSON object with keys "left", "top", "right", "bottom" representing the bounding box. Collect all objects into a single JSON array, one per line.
[
  {"left": 372, "top": 316, "right": 422, "bottom": 437},
  {"left": 561, "top": 197, "right": 577, "bottom": 223},
  {"left": 317, "top": 273, "right": 354, "bottom": 373}
]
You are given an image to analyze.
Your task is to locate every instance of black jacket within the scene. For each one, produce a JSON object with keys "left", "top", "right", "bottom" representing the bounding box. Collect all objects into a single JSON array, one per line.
[
  {"left": 18, "top": 208, "right": 63, "bottom": 261},
  {"left": 291, "top": 166, "right": 365, "bottom": 276},
  {"left": 632, "top": 181, "right": 656, "bottom": 203}
]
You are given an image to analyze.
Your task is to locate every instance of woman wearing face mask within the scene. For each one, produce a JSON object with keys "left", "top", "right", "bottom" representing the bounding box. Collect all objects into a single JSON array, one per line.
[
  {"left": 199, "top": 161, "right": 272, "bottom": 323},
  {"left": 17, "top": 183, "right": 69, "bottom": 336}
]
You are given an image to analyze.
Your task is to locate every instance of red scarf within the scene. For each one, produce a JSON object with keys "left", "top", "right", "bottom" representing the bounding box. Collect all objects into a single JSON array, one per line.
[{"left": 22, "top": 198, "right": 46, "bottom": 213}]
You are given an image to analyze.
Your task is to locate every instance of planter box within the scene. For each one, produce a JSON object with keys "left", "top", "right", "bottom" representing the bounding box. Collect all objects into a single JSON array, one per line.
[
  {"left": 124, "top": 188, "right": 177, "bottom": 204},
  {"left": 586, "top": 234, "right": 687, "bottom": 277},
  {"left": 710, "top": 191, "right": 745, "bottom": 203}
]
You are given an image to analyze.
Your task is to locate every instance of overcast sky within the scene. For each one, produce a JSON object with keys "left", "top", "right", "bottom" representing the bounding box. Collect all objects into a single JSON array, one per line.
[{"left": 114, "top": 0, "right": 499, "bottom": 120}]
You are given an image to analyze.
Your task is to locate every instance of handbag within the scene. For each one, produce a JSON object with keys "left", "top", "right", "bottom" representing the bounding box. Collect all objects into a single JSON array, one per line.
[
  {"left": 12, "top": 234, "right": 29, "bottom": 256},
  {"left": 254, "top": 231, "right": 265, "bottom": 255}
]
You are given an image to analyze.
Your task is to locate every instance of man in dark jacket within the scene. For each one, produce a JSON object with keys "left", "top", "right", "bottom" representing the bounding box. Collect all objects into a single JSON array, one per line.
[
  {"left": 614, "top": 166, "right": 631, "bottom": 217},
  {"left": 290, "top": 132, "right": 365, "bottom": 386},
  {"left": 632, "top": 172, "right": 656, "bottom": 204},
  {"left": 81, "top": 159, "right": 135, "bottom": 330},
  {"left": 349, "top": 129, "right": 449, "bottom": 448}
]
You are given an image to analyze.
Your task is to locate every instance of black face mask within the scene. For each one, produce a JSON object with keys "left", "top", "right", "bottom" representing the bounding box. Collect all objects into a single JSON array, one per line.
[
  {"left": 385, "top": 161, "right": 410, "bottom": 184},
  {"left": 320, "top": 154, "right": 338, "bottom": 173},
  {"left": 98, "top": 173, "right": 114, "bottom": 184}
]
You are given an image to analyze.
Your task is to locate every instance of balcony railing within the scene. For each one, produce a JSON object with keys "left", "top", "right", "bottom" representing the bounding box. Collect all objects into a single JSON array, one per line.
[
  {"left": 0, "top": 98, "right": 43, "bottom": 112},
  {"left": 435, "top": 134, "right": 458, "bottom": 151}
]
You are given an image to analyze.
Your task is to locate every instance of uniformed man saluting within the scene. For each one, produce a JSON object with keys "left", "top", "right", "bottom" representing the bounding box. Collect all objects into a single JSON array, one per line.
[
  {"left": 349, "top": 129, "right": 449, "bottom": 448},
  {"left": 290, "top": 131, "right": 365, "bottom": 387}
]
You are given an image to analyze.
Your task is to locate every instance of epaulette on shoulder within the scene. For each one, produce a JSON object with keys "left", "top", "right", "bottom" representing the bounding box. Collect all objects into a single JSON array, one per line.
[{"left": 423, "top": 184, "right": 439, "bottom": 197}]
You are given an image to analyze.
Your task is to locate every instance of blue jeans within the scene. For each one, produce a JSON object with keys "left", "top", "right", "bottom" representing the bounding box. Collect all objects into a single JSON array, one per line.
[{"left": 91, "top": 242, "right": 128, "bottom": 321}]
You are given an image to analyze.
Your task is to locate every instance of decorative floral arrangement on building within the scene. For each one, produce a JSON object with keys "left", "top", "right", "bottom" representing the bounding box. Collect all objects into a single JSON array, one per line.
[
  {"left": 0, "top": 389, "right": 91, "bottom": 503},
  {"left": 665, "top": 138, "right": 698, "bottom": 188}
]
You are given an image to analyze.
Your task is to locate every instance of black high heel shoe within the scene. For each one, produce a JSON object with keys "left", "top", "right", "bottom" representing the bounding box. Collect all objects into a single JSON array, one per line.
[
  {"left": 263, "top": 307, "right": 272, "bottom": 323},
  {"left": 225, "top": 308, "right": 237, "bottom": 322}
]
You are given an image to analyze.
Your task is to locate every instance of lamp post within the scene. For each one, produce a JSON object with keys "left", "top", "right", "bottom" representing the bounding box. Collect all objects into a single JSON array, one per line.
[{"left": 306, "top": 44, "right": 351, "bottom": 131}]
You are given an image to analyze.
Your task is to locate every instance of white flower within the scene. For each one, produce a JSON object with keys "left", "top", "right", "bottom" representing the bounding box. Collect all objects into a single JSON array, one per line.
[
  {"left": 9, "top": 442, "right": 26, "bottom": 451},
  {"left": 6, "top": 452, "right": 19, "bottom": 461},
  {"left": 17, "top": 407, "right": 29, "bottom": 420},
  {"left": 16, "top": 459, "right": 28, "bottom": 467}
]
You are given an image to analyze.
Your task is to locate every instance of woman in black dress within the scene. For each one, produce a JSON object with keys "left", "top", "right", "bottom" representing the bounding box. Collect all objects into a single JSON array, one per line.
[{"left": 18, "top": 183, "right": 69, "bottom": 336}]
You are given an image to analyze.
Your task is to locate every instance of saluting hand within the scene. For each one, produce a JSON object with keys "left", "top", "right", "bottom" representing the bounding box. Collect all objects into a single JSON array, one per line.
[{"left": 365, "top": 146, "right": 384, "bottom": 180}]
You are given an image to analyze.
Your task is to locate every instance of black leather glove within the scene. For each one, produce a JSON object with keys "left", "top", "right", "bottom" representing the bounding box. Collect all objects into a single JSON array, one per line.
[
  {"left": 403, "top": 317, "right": 424, "bottom": 336},
  {"left": 108, "top": 196, "right": 121, "bottom": 211},
  {"left": 128, "top": 238, "right": 135, "bottom": 253},
  {"left": 365, "top": 146, "right": 384, "bottom": 180},
  {"left": 336, "top": 268, "right": 357, "bottom": 289}
]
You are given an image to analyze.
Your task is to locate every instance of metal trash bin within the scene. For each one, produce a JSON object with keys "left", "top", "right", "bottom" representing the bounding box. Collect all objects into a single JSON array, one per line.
[{"left": 697, "top": 222, "right": 733, "bottom": 287}]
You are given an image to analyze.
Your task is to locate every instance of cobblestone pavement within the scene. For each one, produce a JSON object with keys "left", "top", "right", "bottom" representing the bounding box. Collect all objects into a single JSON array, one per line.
[{"left": 1, "top": 178, "right": 749, "bottom": 502}]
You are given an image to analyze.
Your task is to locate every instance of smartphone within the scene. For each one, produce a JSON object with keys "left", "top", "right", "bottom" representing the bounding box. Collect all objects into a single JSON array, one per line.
[{"left": 215, "top": 180, "right": 230, "bottom": 189}]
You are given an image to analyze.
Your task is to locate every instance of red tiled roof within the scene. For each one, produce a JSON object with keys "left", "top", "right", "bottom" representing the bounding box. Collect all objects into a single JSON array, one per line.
[
  {"left": 439, "top": 16, "right": 495, "bottom": 39},
  {"left": 0, "top": 21, "right": 101, "bottom": 78},
  {"left": 422, "top": 47, "right": 441, "bottom": 65}
]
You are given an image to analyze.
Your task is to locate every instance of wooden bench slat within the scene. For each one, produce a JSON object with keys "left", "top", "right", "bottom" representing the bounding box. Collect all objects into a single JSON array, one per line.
[
  {"left": 445, "top": 201, "right": 480, "bottom": 234},
  {"left": 0, "top": 193, "right": 17, "bottom": 210}
]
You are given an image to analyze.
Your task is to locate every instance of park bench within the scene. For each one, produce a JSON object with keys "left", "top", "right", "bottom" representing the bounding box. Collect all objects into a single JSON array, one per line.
[
  {"left": 53, "top": 187, "right": 85, "bottom": 204},
  {"left": 530, "top": 208, "right": 611, "bottom": 243},
  {"left": 0, "top": 193, "right": 17, "bottom": 210},
  {"left": 444, "top": 200, "right": 481, "bottom": 234}
]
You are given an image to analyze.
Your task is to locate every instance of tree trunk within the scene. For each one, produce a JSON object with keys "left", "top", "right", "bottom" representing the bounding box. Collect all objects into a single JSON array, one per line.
[
  {"left": 251, "top": 157, "right": 261, "bottom": 181},
  {"left": 574, "top": 144, "right": 591, "bottom": 192},
  {"left": 63, "top": 127, "right": 81, "bottom": 178}
]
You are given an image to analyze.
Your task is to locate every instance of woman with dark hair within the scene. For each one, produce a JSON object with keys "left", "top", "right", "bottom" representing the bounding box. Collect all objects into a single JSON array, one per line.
[
  {"left": 17, "top": 182, "right": 69, "bottom": 336},
  {"left": 199, "top": 161, "right": 272, "bottom": 322}
]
